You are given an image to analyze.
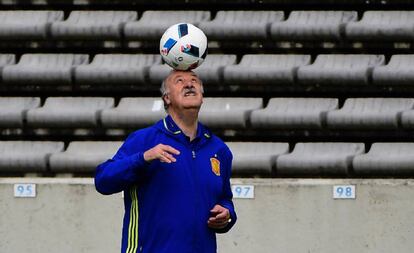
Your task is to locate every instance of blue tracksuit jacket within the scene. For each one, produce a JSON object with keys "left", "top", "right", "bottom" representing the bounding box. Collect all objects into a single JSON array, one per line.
[{"left": 95, "top": 115, "right": 237, "bottom": 253}]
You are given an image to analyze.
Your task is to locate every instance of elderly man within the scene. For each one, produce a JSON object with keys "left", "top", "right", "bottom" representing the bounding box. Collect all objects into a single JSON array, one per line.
[{"left": 95, "top": 70, "right": 237, "bottom": 253}]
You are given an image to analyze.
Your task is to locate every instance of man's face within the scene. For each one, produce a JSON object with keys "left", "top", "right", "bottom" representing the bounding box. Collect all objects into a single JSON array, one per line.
[{"left": 164, "top": 71, "right": 203, "bottom": 112}]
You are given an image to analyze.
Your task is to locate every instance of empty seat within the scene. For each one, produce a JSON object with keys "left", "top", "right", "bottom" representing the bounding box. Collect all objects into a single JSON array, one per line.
[
  {"left": 0, "top": 141, "right": 64, "bottom": 172},
  {"left": 372, "top": 55, "right": 414, "bottom": 86},
  {"left": 75, "top": 54, "right": 161, "bottom": 85},
  {"left": 3, "top": 54, "right": 89, "bottom": 85},
  {"left": 50, "top": 11, "right": 137, "bottom": 40},
  {"left": 0, "top": 54, "right": 15, "bottom": 78},
  {"left": 26, "top": 97, "right": 114, "bottom": 128},
  {"left": 101, "top": 97, "right": 166, "bottom": 128},
  {"left": 198, "top": 97, "right": 262, "bottom": 128},
  {"left": 0, "top": 11, "right": 63, "bottom": 40},
  {"left": 0, "top": 97, "right": 41, "bottom": 128},
  {"left": 227, "top": 142, "right": 289, "bottom": 175},
  {"left": 124, "top": 11, "right": 210, "bottom": 40},
  {"left": 346, "top": 11, "right": 414, "bottom": 41},
  {"left": 327, "top": 98, "right": 414, "bottom": 129},
  {"left": 199, "top": 11, "right": 284, "bottom": 40},
  {"left": 401, "top": 110, "right": 414, "bottom": 129},
  {"left": 251, "top": 98, "right": 338, "bottom": 129},
  {"left": 353, "top": 143, "right": 414, "bottom": 176},
  {"left": 270, "top": 11, "right": 357, "bottom": 41},
  {"left": 223, "top": 54, "right": 311, "bottom": 85},
  {"left": 149, "top": 54, "right": 237, "bottom": 85},
  {"left": 277, "top": 142, "right": 365, "bottom": 176},
  {"left": 297, "top": 54, "right": 385, "bottom": 85},
  {"left": 49, "top": 141, "right": 122, "bottom": 173}
]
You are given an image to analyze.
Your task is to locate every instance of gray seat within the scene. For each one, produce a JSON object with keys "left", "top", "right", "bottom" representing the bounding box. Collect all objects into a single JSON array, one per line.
[
  {"left": 346, "top": 11, "right": 414, "bottom": 41},
  {"left": 270, "top": 11, "right": 357, "bottom": 41},
  {"left": 227, "top": 142, "right": 289, "bottom": 175},
  {"left": 327, "top": 98, "right": 414, "bottom": 129},
  {"left": 297, "top": 54, "right": 385, "bottom": 85},
  {"left": 277, "top": 142, "right": 365, "bottom": 176},
  {"left": 3, "top": 54, "right": 89, "bottom": 85},
  {"left": 0, "top": 97, "right": 41, "bottom": 128},
  {"left": 49, "top": 141, "right": 122, "bottom": 173},
  {"left": 124, "top": 11, "right": 210, "bottom": 40},
  {"left": 251, "top": 98, "right": 338, "bottom": 129},
  {"left": 199, "top": 97, "right": 262, "bottom": 128},
  {"left": 101, "top": 97, "right": 166, "bottom": 128},
  {"left": 0, "top": 141, "right": 64, "bottom": 172},
  {"left": 0, "top": 54, "right": 15, "bottom": 78},
  {"left": 199, "top": 11, "right": 284, "bottom": 40},
  {"left": 401, "top": 110, "right": 414, "bottom": 129},
  {"left": 75, "top": 54, "right": 161, "bottom": 85},
  {"left": 50, "top": 11, "right": 137, "bottom": 40},
  {"left": 149, "top": 54, "right": 237, "bottom": 85},
  {"left": 0, "top": 11, "right": 63, "bottom": 39},
  {"left": 372, "top": 55, "right": 414, "bottom": 86},
  {"left": 223, "top": 54, "right": 311, "bottom": 85},
  {"left": 353, "top": 143, "right": 414, "bottom": 176},
  {"left": 26, "top": 97, "right": 114, "bottom": 128}
]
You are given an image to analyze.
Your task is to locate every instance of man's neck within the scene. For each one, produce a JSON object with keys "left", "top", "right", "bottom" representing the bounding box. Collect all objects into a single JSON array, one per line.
[{"left": 168, "top": 109, "right": 199, "bottom": 141}]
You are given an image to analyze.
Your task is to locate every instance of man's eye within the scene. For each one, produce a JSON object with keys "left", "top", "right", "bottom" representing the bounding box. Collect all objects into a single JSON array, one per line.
[{"left": 176, "top": 78, "right": 183, "bottom": 83}]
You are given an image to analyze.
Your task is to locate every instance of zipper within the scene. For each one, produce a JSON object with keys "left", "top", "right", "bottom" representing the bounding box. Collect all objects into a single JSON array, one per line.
[{"left": 192, "top": 150, "right": 196, "bottom": 159}]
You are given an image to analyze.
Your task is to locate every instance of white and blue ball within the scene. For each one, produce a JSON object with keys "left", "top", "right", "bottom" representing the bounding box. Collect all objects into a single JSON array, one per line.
[{"left": 160, "top": 23, "right": 208, "bottom": 71}]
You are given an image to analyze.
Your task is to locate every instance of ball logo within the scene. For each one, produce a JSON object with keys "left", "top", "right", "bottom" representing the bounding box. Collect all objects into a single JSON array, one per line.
[
  {"left": 180, "top": 44, "right": 192, "bottom": 53},
  {"left": 176, "top": 56, "right": 184, "bottom": 62},
  {"left": 161, "top": 48, "right": 169, "bottom": 56},
  {"left": 210, "top": 158, "right": 221, "bottom": 176}
]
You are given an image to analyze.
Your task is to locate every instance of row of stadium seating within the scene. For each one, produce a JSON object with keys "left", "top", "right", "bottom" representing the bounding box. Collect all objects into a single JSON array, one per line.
[
  {"left": 1, "top": 54, "right": 414, "bottom": 86},
  {"left": 1, "top": 141, "right": 413, "bottom": 177},
  {"left": 2, "top": 97, "right": 414, "bottom": 130},
  {"left": 0, "top": 10, "right": 413, "bottom": 42}
]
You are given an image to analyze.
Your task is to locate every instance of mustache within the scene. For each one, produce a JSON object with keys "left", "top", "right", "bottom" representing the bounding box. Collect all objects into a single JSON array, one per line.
[{"left": 182, "top": 87, "right": 197, "bottom": 94}]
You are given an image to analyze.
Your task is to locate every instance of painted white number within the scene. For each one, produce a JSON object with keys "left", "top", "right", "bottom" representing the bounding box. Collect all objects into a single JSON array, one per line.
[
  {"left": 14, "top": 184, "right": 36, "bottom": 198},
  {"left": 333, "top": 185, "right": 355, "bottom": 199},
  {"left": 231, "top": 185, "right": 254, "bottom": 199}
]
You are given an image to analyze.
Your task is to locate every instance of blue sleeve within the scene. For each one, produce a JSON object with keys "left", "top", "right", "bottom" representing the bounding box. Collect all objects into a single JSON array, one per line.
[
  {"left": 94, "top": 131, "right": 150, "bottom": 195},
  {"left": 216, "top": 147, "right": 237, "bottom": 233}
]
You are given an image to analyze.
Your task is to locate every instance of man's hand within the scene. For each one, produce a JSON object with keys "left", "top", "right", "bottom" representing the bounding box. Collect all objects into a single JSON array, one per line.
[
  {"left": 207, "top": 204, "right": 231, "bottom": 229},
  {"left": 143, "top": 144, "right": 180, "bottom": 163}
]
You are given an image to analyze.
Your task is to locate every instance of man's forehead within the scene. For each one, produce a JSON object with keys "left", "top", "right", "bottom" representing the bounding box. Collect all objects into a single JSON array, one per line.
[{"left": 169, "top": 70, "right": 199, "bottom": 80}]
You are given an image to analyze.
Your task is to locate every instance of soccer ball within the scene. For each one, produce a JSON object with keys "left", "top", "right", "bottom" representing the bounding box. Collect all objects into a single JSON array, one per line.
[{"left": 160, "top": 23, "right": 208, "bottom": 71}]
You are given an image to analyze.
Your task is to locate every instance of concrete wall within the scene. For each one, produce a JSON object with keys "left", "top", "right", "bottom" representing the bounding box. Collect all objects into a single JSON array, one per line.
[{"left": 1, "top": 178, "right": 414, "bottom": 253}]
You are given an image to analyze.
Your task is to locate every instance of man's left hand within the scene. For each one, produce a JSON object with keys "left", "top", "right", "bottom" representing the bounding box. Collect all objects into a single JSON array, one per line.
[{"left": 207, "top": 204, "right": 231, "bottom": 229}]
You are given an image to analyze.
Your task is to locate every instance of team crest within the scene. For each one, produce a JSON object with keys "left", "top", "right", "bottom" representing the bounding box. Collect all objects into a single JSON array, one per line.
[{"left": 210, "top": 157, "right": 221, "bottom": 176}]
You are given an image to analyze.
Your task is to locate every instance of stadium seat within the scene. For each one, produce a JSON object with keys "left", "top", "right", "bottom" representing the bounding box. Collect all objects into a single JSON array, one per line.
[
  {"left": 26, "top": 97, "right": 114, "bottom": 128},
  {"left": 148, "top": 54, "right": 237, "bottom": 85},
  {"left": 2, "top": 54, "right": 89, "bottom": 85},
  {"left": 270, "top": 11, "right": 357, "bottom": 41},
  {"left": 223, "top": 54, "right": 311, "bottom": 85},
  {"left": 0, "top": 97, "right": 41, "bottom": 128},
  {"left": 226, "top": 142, "right": 289, "bottom": 175},
  {"left": 0, "top": 54, "right": 15, "bottom": 78},
  {"left": 0, "top": 11, "right": 63, "bottom": 40},
  {"left": 101, "top": 97, "right": 166, "bottom": 128},
  {"left": 49, "top": 141, "right": 122, "bottom": 173},
  {"left": 277, "top": 142, "right": 365, "bottom": 176},
  {"left": 199, "top": 97, "right": 263, "bottom": 128},
  {"left": 353, "top": 143, "right": 414, "bottom": 176},
  {"left": 326, "top": 98, "right": 414, "bottom": 129},
  {"left": 50, "top": 11, "right": 137, "bottom": 40},
  {"left": 198, "top": 11, "right": 284, "bottom": 40},
  {"left": 0, "top": 141, "right": 64, "bottom": 172},
  {"left": 250, "top": 98, "right": 338, "bottom": 129},
  {"left": 401, "top": 110, "right": 414, "bottom": 129},
  {"left": 297, "top": 54, "right": 385, "bottom": 85},
  {"left": 345, "top": 11, "right": 414, "bottom": 41},
  {"left": 372, "top": 55, "right": 414, "bottom": 86},
  {"left": 124, "top": 10, "right": 210, "bottom": 40},
  {"left": 74, "top": 54, "right": 161, "bottom": 85}
]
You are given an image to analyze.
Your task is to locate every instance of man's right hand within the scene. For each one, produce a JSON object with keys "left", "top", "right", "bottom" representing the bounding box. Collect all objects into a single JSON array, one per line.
[{"left": 143, "top": 144, "right": 180, "bottom": 163}]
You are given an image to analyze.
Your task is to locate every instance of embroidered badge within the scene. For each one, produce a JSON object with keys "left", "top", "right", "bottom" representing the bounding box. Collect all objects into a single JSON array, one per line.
[{"left": 210, "top": 157, "right": 221, "bottom": 176}]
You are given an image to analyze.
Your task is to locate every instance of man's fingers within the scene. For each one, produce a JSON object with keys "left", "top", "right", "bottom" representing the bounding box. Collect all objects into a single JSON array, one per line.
[
  {"left": 161, "top": 145, "right": 180, "bottom": 155},
  {"left": 215, "top": 210, "right": 229, "bottom": 220}
]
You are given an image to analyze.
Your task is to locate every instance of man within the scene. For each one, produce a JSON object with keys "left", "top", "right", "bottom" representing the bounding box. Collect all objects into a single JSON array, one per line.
[{"left": 95, "top": 70, "right": 237, "bottom": 253}]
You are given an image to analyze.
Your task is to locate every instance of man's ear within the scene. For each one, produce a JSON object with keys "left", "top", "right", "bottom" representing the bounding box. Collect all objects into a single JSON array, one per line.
[{"left": 163, "top": 94, "right": 171, "bottom": 106}]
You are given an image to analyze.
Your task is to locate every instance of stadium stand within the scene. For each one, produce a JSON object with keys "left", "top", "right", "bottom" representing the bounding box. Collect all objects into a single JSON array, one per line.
[
  {"left": 372, "top": 55, "right": 414, "bottom": 86},
  {"left": 0, "top": 141, "right": 64, "bottom": 172},
  {"left": 0, "top": 97, "right": 40, "bottom": 128},
  {"left": 49, "top": 141, "right": 122, "bottom": 173}
]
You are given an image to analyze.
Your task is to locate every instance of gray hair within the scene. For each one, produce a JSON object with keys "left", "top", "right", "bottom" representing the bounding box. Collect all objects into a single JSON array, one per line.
[{"left": 160, "top": 71, "right": 204, "bottom": 111}]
